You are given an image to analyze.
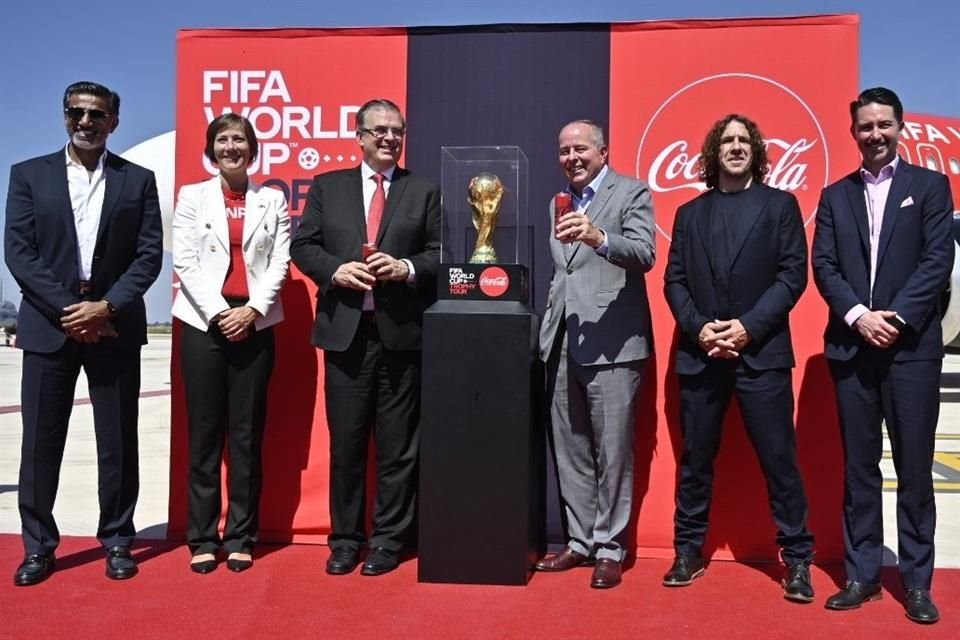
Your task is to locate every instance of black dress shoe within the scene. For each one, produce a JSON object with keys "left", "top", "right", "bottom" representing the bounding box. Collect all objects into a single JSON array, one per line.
[
  {"left": 326, "top": 548, "right": 360, "bottom": 575},
  {"left": 14, "top": 553, "right": 56, "bottom": 586},
  {"left": 226, "top": 555, "right": 253, "bottom": 573},
  {"left": 662, "top": 555, "right": 705, "bottom": 587},
  {"left": 782, "top": 562, "right": 815, "bottom": 603},
  {"left": 904, "top": 589, "right": 939, "bottom": 624},
  {"left": 105, "top": 546, "right": 138, "bottom": 580},
  {"left": 824, "top": 581, "right": 881, "bottom": 610},
  {"left": 361, "top": 547, "right": 399, "bottom": 576},
  {"left": 590, "top": 559, "right": 622, "bottom": 589},
  {"left": 190, "top": 558, "right": 218, "bottom": 574}
]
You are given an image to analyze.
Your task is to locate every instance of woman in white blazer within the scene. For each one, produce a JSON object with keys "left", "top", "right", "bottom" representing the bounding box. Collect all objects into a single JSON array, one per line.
[{"left": 172, "top": 114, "right": 290, "bottom": 574}]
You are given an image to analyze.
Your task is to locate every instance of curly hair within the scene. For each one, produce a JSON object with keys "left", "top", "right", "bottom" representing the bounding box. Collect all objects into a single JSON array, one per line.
[{"left": 698, "top": 114, "right": 768, "bottom": 189}]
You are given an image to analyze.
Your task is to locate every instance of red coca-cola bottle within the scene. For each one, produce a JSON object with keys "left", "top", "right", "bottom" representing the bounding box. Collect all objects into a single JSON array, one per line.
[{"left": 554, "top": 192, "right": 573, "bottom": 241}]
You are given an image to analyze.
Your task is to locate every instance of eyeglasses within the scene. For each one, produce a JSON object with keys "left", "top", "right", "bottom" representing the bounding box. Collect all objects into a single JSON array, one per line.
[
  {"left": 358, "top": 126, "right": 406, "bottom": 139},
  {"left": 64, "top": 107, "right": 111, "bottom": 122}
]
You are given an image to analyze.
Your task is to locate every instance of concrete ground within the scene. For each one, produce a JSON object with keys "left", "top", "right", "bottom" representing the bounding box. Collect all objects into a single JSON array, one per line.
[
  {"left": 0, "top": 334, "right": 958, "bottom": 566},
  {"left": 0, "top": 336, "right": 172, "bottom": 540}
]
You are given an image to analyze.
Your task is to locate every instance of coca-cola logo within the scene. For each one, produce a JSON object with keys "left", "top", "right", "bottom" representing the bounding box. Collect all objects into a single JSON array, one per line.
[
  {"left": 635, "top": 73, "right": 829, "bottom": 239},
  {"left": 648, "top": 138, "right": 818, "bottom": 194},
  {"left": 478, "top": 267, "right": 510, "bottom": 297}
]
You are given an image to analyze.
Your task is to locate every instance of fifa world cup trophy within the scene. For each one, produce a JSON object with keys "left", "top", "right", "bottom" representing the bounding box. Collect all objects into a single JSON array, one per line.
[{"left": 467, "top": 173, "right": 504, "bottom": 264}]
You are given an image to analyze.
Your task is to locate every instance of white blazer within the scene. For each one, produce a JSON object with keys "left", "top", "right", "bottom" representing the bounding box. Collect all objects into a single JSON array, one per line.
[{"left": 172, "top": 176, "right": 290, "bottom": 332}]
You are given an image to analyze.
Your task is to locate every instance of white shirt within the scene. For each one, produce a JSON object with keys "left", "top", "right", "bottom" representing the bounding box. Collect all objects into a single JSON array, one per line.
[
  {"left": 358, "top": 162, "right": 415, "bottom": 310},
  {"left": 360, "top": 161, "right": 395, "bottom": 216},
  {"left": 65, "top": 145, "right": 107, "bottom": 280}
]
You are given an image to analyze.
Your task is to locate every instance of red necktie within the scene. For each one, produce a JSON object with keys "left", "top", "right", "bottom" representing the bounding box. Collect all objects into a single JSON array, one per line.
[{"left": 368, "top": 174, "right": 385, "bottom": 244}]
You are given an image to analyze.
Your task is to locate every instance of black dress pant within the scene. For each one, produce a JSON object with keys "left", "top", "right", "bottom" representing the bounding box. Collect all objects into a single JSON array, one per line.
[
  {"left": 674, "top": 364, "right": 814, "bottom": 563},
  {"left": 181, "top": 322, "right": 274, "bottom": 555},
  {"left": 829, "top": 353, "right": 940, "bottom": 589},
  {"left": 19, "top": 341, "right": 141, "bottom": 555},
  {"left": 323, "top": 314, "right": 420, "bottom": 553}
]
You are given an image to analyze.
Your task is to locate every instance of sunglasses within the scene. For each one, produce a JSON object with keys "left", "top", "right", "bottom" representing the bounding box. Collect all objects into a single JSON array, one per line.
[
  {"left": 359, "top": 126, "right": 406, "bottom": 139},
  {"left": 64, "top": 107, "right": 111, "bottom": 122}
]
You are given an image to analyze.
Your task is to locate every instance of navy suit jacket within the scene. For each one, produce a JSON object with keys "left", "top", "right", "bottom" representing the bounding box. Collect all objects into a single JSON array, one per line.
[
  {"left": 4, "top": 149, "right": 163, "bottom": 353},
  {"left": 664, "top": 183, "right": 808, "bottom": 375},
  {"left": 290, "top": 166, "right": 441, "bottom": 352},
  {"left": 812, "top": 159, "right": 955, "bottom": 362}
]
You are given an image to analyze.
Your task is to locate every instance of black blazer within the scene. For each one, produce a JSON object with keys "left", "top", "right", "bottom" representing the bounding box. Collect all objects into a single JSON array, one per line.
[
  {"left": 812, "top": 160, "right": 955, "bottom": 362},
  {"left": 290, "top": 166, "right": 441, "bottom": 352},
  {"left": 3, "top": 149, "right": 163, "bottom": 353},
  {"left": 664, "top": 183, "right": 808, "bottom": 375}
]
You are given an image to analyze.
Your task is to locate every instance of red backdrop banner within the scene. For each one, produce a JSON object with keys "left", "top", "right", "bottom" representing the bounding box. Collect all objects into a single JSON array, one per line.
[
  {"left": 171, "top": 17, "right": 869, "bottom": 560},
  {"left": 170, "top": 28, "right": 408, "bottom": 541},
  {"left": 609, "top": 15, "right": 860, "bottom": 560}
]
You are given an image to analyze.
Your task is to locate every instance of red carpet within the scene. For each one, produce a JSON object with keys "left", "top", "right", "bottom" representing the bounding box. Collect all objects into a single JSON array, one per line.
[{"left": 0, "top": 534, "right": 955, "bottom": 639}]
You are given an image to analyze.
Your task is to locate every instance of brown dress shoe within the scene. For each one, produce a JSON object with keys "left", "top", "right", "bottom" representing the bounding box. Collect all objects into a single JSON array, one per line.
[
  {"left": 535, "top": 548, "right": 594, "bottom": 571},
  {"left": 590, "top": 559, "right": 622, "bottom": 589}
]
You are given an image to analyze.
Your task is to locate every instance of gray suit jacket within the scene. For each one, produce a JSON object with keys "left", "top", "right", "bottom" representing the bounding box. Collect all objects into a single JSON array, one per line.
[{"left": 539, "top": 169, "right": 656, "bottom": 365}]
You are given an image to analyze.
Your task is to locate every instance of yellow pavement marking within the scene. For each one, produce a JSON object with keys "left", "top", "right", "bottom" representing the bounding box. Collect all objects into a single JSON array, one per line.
[
  {"left": 883, "top": 481, "right": 959, "bottom": 491},
  {"left": 880, "top": 451, "right": 960, "bottom": 492}
]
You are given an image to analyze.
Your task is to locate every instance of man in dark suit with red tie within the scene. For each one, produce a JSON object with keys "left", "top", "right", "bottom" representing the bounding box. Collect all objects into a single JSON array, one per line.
[
  {"left": 4, "top": 81, "right": 163, "bottom": 585},
  {"left": 813, "top": 87, "right": 955, "bottom": 624},
  {"left": 291, "top": 98, "right": 441, "bottom": 576}
]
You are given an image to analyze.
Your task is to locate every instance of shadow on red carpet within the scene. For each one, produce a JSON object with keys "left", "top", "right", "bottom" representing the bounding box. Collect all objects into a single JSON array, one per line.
[{"left": 1, "top": 534, "right": 955, "bottom": 639}]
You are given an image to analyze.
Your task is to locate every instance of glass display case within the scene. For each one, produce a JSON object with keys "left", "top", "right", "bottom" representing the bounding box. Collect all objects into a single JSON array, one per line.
[{"left": 440, "top": 146, "right": 529, "bottom": 267}]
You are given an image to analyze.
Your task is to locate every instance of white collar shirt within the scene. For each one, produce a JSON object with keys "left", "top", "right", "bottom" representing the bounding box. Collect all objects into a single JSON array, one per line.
[
  {"left": 359, "top": 162, "right": 398, "bottom": 310},
  {"left": 65, "top": 144, "right": 108, "bottom": 281},
  {"left": 361, "top": 161, "right": 396, "bottom": 219}
]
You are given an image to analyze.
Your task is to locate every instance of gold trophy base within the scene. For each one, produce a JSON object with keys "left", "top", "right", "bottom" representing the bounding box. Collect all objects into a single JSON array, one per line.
[{"left": 469, "top": 246, "right": 498, "bottom": 264}]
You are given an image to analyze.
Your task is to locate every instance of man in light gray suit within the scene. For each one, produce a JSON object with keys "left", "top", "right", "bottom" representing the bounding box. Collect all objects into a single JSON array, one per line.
[{"left": 535, "top": 119, "right": 656, "bottom": 588}]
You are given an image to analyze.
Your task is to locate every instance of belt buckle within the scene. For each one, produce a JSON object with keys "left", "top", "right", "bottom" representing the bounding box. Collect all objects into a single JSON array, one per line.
[{"left": 78, "top": 280, "right": 92, "bottom": 295}]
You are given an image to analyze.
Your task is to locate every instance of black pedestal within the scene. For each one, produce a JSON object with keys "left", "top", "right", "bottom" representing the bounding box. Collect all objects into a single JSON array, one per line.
[{"left": 418, "top": 299, "right": 544, "bottom": 585}]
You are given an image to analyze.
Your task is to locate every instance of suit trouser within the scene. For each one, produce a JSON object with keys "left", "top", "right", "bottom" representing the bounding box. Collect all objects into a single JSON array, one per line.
[
  {"left": 323, "top": 315, "right": 420, "bottom": 553},
  {"left": 19, "top": 341, "right": 141, "bottom": 555},
  {"left": 829, "top": 353, "right": 940, "bottom": 589},
  {"left": 180, "top": 323, "right": 274, "bottom": 555},
  {"left": 545, "top": 331, "right": 645, "bottom": 562},
  {"left": 674, "top": 365, "right": 814, "bottom": 563}
]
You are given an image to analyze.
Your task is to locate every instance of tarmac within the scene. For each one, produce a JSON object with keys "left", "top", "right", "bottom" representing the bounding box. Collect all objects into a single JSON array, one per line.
[{"left": 0, "top": 334, "right": 958, "bottom": 566}]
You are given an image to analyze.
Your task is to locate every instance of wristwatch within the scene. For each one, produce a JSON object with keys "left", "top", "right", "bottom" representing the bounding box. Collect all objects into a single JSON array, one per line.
[{"left": 102, "top": 300, "right": 118, "bottom": 316}]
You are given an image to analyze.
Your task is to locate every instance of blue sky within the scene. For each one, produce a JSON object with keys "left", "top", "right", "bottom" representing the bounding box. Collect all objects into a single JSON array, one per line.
[{"left": 1, "top": 0, "right": 957, "bottom": 321}]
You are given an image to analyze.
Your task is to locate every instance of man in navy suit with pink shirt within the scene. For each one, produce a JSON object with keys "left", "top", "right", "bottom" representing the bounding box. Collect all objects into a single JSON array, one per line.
[{"left": 812, "top": 87, "right": 954, "bottom": 624}]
